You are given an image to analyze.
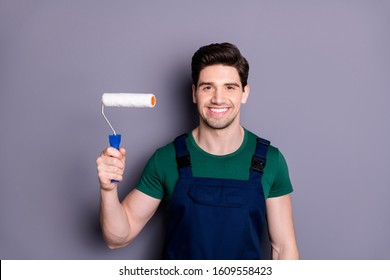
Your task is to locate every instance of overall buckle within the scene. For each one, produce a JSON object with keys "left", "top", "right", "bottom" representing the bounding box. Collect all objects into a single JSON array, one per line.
[
  {"left": 251, "top": 155, "right": 266, "bottom": 173},
  {"left": 176, "top": 154, "right": 191, "bottom": 168}
]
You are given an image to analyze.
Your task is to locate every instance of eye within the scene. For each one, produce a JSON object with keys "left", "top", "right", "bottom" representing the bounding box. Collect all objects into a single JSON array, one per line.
[
  {"left": 201, "top": 85, "right": 213, "bottom": 92},
  {"left": 226, "top": 85, "right": 238, "bottom": 91}
]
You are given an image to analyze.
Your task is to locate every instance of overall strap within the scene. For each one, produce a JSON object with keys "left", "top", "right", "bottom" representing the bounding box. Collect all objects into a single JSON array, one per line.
[
  {"left": 173, "top": 134, "right": 193, "bottom": 178},
  {"left": 249, "top": 137, "right": 270, "bottom": 182}
]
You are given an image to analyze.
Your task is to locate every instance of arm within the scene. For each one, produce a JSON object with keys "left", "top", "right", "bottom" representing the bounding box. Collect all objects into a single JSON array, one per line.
[
  {"left": 97, "top": 147, "right": 161, "bottom": 249},
  {"left": 266, "top": 194, "right": 299, "bottom": 260}
]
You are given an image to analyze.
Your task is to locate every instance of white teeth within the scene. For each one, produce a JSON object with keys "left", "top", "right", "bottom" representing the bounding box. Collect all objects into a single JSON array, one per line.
[{"left": 210, "top": 108, "right": 228, "bottom": 113}]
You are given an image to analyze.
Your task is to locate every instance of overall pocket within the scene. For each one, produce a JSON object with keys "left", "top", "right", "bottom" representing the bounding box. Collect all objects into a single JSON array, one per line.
[{"left": 188, "top": 184, "right": 248, "bottom": 208}]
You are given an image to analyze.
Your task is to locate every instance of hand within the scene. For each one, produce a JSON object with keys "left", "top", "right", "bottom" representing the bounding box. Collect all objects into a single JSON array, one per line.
[{"left": 96, "top": 147, "right": 126, "bottom": 191}]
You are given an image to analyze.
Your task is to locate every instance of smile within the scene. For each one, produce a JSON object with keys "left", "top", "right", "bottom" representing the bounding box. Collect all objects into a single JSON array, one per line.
[{"left": 209, "top": 107, "right": 229, "bottom": 113}]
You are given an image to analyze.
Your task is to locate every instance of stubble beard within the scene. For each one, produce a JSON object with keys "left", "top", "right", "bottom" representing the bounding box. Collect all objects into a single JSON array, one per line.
[{"left": 200, "top": 113, "right": 237, "bottom": 130}]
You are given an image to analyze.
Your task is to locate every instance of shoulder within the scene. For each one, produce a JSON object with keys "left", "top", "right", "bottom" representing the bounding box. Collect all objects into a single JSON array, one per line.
[
  {"left": 247, "top": 129, "right": 287, "bottom": 174},
  {"left": 146, "top": 140, "right": 178, "bottom": 176},
  {"left": 135, "top": 139, "right": 178, "bottom": 199},
  {"left": 245, "top": 129, "right": 293, "bottom": 198},
  {"left": 245, "top": 129, "right": 280, "bottom": 160},
  {"left": 154, "top": 133, "right": 190, "bottom": 158},
  {"left": 154, "top": 141, "right": 175, "bottom": 160}
]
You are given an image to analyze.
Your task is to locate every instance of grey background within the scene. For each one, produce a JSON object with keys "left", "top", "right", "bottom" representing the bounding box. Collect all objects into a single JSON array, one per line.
[{"left": 1, "top": 0, "right": 389, "bottom": 260}]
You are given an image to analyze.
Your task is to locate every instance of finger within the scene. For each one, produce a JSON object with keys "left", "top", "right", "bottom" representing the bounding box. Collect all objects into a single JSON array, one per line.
[
  {"left": 119, "top": 147, "right": 126, "bottom": 157},
  {"left": 100, "top": 164, "right": 124, "bottom": 175},
  {"left": 102, "top": 147, "right": 123, "bottom": 159},
  {"left": 103, "top": 172, "right": 124, "bottom": 183},
  {"left": 100, "top": 173, "right": 123, "bottom": 187},
  {"left": 98, "top": 167, "right": 124, "bottom": 184},
  {"left": 96, "top": 152, "right": 125, "bottom": 171}
]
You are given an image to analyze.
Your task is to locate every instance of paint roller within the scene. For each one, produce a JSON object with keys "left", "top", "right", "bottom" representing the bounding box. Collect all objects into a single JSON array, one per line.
[{"left": 101, "top": 93, "right": 156, "bottom": 182}]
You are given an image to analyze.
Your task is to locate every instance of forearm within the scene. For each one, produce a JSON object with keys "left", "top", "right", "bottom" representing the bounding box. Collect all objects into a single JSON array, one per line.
[
  {"left": 271, "top": 243, "right": 299, "bottom": 260},
  {"left": 100, "top": 187, "right": 132, "bottom": 249}
]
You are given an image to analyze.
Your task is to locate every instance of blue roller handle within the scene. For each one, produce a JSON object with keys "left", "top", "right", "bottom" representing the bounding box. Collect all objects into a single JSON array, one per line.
[{"left": 109, "top": 134, "right": 122, "bottom": 183}]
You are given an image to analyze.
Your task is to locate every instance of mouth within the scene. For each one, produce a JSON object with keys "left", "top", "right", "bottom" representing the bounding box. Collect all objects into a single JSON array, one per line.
[{"left": 208, "top": 107, "right": 229, "bottom": 115}]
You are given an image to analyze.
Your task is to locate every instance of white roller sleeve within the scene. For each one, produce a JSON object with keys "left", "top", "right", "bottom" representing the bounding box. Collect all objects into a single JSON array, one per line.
[{"left": 102, "top": 93, "right": 156, "bottom": 108}]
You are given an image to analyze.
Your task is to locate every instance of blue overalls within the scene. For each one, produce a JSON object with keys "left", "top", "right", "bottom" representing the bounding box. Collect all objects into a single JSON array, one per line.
[{"left": 163, "top": 134, "right": 270, "bottom": 260}]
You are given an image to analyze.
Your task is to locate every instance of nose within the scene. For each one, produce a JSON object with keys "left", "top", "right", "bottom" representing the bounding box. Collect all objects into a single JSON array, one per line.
[{"left": 211, "top": 88, "right": 225, "bottom": 104}]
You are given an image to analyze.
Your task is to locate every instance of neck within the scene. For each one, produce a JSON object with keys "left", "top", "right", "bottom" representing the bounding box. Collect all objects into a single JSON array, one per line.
[{"left": 192, "top": 124, "right": 245, "bottom": 156}]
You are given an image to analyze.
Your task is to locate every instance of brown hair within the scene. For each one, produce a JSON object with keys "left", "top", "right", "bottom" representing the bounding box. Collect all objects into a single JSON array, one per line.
[{"left": 191, "top": 42, "right": 249, "bottom": 88}]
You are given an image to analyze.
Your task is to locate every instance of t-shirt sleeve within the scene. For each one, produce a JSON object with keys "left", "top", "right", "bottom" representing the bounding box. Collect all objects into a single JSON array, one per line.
[
  {"left": 268, "top": 148, "right": 293, "bottom": 198},
  {"left": 135, "top": 151, "right": 165, "bottom": 200}
]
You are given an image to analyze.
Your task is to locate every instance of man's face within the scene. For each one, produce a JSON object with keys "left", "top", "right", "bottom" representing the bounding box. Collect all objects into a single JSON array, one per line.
[{"left": 192, "top": 64, "right": 249, "bottom": 130}]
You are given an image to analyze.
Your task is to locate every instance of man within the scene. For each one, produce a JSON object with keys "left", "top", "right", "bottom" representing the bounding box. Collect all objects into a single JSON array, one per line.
[{"left": 96, "top": 42, "right": 299, "bottom": 260}]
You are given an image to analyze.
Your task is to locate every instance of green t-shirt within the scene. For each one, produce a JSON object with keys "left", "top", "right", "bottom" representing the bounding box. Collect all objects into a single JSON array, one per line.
[{"left": 136, "top": 129, "right": 293, "bottom": 204}]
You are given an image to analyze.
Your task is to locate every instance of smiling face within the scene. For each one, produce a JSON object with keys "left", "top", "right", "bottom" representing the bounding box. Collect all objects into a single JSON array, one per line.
[{"left": 192, "top": 64, "right": 250, "bottom": 130}]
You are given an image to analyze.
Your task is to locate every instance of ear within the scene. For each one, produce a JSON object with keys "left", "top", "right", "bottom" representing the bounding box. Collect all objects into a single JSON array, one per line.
[
  {"left": 192, "top": 84, "right": 197, "bottom": 104},
  {"left": 241, "top": 84, "right": 250, "bottom": 104}
]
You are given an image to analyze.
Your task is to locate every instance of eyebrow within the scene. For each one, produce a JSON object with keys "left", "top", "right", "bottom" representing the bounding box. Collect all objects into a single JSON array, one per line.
[
  {"left": 225, "top": 83, "right": 240, "bottom": 87},
  {"left": 198, "top": 82, "right": 213, "bottom": 87},
  {"left": 198, "top": 82, "right": 241, "bottom": 87}
]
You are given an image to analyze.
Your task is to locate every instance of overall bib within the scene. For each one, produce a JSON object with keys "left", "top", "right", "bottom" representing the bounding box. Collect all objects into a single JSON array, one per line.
[{"left": 163, "top": 134, "right": 270, "bottom": 260}]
